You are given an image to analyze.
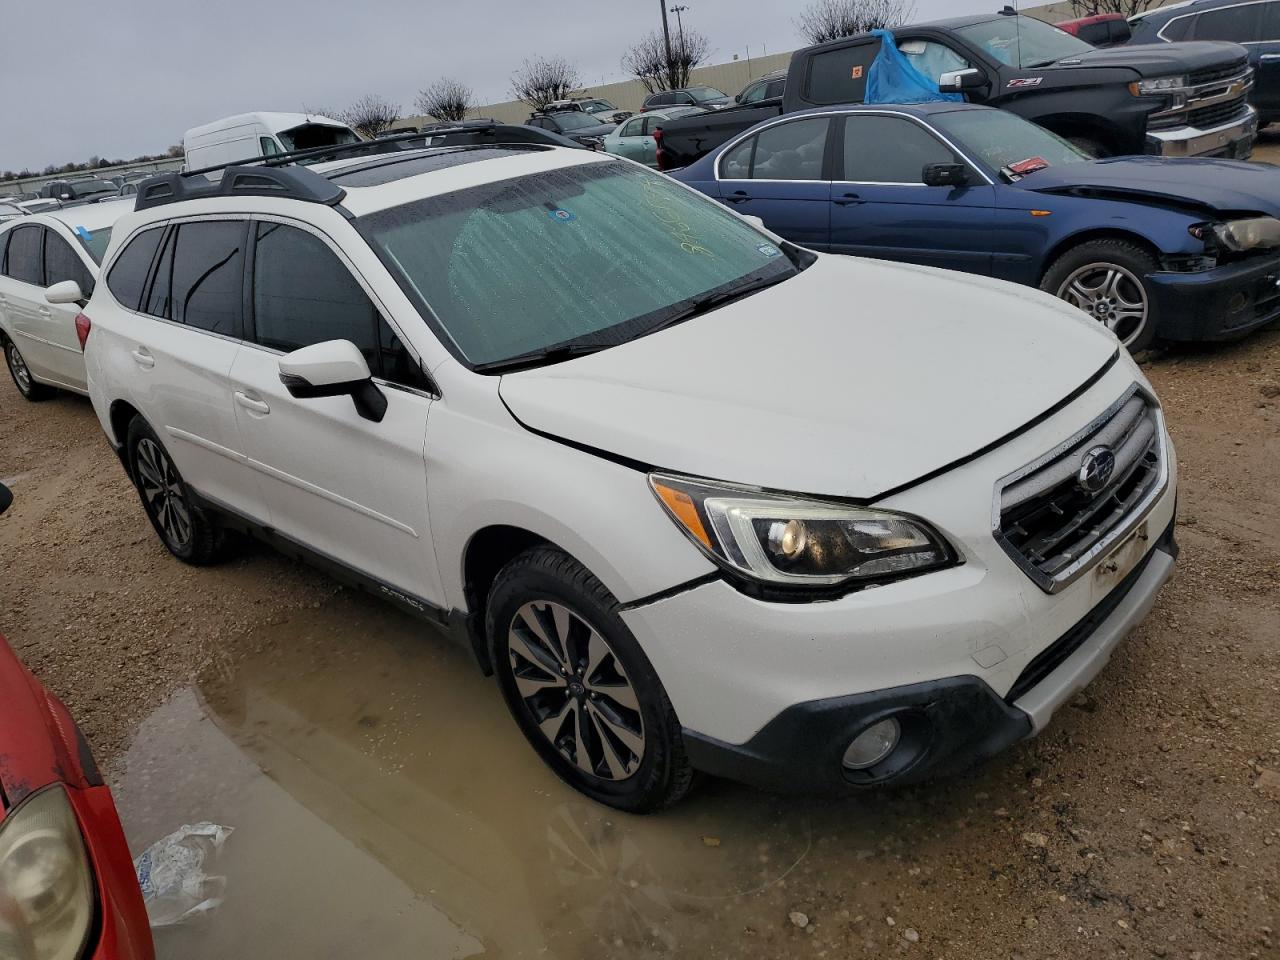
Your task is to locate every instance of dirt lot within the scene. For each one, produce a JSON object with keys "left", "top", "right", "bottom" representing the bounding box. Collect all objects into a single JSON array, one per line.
[{"left": 1, "top": 335, "right": 1278, "bottom": 956}]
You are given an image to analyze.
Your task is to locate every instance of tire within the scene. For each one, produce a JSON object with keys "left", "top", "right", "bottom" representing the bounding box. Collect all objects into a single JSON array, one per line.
[
  {"left": 487, "top": 546, "right": 693, "bottom": 813},
  {"left": 1041, "top": 239, "right": 1159, "bottom": 353},
  {"left": 3, "top": 336, "right": 55, "bottom": 401},
  {"left": 125, "top": 417, "right": 233, "bottom": 565},
  {"left": 1067, "top": 136, "right": 1108, "bottom": 158}
]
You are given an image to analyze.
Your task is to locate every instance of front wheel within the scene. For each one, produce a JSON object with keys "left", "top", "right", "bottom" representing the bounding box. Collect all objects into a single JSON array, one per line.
[
  {"left": 1041, "top": 239, "right": 1159, "bottom": 352},
  {"left": 488, "top": 546, "right": 693, "bottom": 813},
  {"left": 4, "top": 337, "right": 54, "bottom": 401}
]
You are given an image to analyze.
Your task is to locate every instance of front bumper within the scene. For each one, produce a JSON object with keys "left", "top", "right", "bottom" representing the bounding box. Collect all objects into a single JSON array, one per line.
[
  {"left": 1145, "top": 105, "right": 1257, "bottom": 158},
  {"left": 679, "top": 521, "right": 1177, "bottom": 793},
  {"left": 1148, "top": 252, "right": 1280, "bottom": 341}
]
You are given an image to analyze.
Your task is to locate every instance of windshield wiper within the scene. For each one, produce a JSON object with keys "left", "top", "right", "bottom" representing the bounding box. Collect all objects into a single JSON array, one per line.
[
  {"left": 642, "top": 273, "right": 792, "bottom": 338},
  {"left": 471, "top": 341, "right": 611, "bottom": 374}
]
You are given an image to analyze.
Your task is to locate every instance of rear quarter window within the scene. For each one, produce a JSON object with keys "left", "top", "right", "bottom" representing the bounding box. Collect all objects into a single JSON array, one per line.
[
  {"left": 4, "top": 225, "right": 45, "bottom": 286},
  {"left": 106, "top": 227, "right": 165, "bottom": 311}
]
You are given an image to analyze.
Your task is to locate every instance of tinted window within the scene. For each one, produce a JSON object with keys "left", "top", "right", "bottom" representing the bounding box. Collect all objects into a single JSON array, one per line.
[
  {"left": 4, "top": 225, "right": 44, "bottom": 285},
  {"left": 146, "top": 228, "right": 175, "bottom": 317},
  {"left": 765, "top": 79, "right": 786, "bottom": 98},
  {"left": 1264, "top": 0, "right": 1280, "bottom": 36},
  {"left": 842, "top": 116, "right": 956, "bottom": 183},
  {"left": 648, "top": 92, "right": 673, "bottom": 106},
  {"left": 739, "top": 81, "right": 768, "bottom": 104},
  {"left": 44, "top": 233, "right": 93, "bottom": 296},
  {"left": 1193, "top": 4, "right": 1263, "bottom": 41},
  {"left": 806, "top": 41, "right": 878, "bottom": 105},
  {"left": 720, "top": 137, "right": 754, "bottom": 178},
  {"left": 750, "top": 118, "right": 829, "bottom": 180},
  {"left": 1159, "top": 15, "right": 1193, "bottom": 40},
  {"left": 0, "top": 230, "right": 9, "bottom": 270},
  {"left": 168, "top": 221, "right": 245, "bottom": 335},
  {"left": 252, "top": 221, "right": 429, "bottom": 389},
  {"left": 106, "top": 227, "right": 164, "bottom": 310}
]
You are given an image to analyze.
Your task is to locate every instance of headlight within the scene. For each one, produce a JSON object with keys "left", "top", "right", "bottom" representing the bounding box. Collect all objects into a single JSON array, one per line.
[
  {"left": 1130, "top": 75, "right": 1188, "bottom": 95},
  {"left": 650, "top": 473, "right": 954, "bottom": 588},
  {"left": 0, "top": 787, "right": 95, "bottom": 960},
  {"left": 1211, "top": 216, "right": 1280, "bottom": 252}
]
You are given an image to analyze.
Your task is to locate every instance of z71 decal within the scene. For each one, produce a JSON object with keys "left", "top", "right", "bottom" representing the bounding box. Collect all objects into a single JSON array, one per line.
[{"left": 1007, "top": 77, "right": 1044, "bottom": 88}]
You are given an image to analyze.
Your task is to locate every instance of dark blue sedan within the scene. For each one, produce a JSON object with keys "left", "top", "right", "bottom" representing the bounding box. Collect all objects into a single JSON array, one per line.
[{"left": 670, "top": 102, "right": 1280, "bottom": 350}]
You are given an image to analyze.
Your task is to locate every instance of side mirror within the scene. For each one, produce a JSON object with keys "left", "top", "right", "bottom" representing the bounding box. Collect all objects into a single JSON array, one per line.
[
  {"left": 60, "top": 193, "right": 72, "bottom": 200},
  {"left": 922, "top": 162, "right": 971, "bottom": 188},
  {"left": 45, "top": 279, "right": 84, "bottom": 305},
  {"left": 278, "top": 340, "right": 387, "bottom": 423},
  {"left": 938, "top": 68, "right": 986, "bottom": 92},
  {"left": 0, "top": 482, "right": 11, "bottom": 516}
]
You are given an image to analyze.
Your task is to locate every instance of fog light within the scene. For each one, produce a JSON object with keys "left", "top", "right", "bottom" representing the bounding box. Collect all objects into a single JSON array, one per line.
[{"left": 842, "top": 718, "right": 901, "bottom": 770}]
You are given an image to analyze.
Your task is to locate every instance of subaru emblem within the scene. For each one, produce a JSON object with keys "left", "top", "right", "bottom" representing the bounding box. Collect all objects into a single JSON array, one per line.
[{"left": 1078, "top": 445, "right": 1117, "bottom": 494}]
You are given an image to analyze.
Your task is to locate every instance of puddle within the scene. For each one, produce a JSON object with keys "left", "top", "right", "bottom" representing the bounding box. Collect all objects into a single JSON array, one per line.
[{"left": 112, "top": 593, "right": 974, "bottom": 959}]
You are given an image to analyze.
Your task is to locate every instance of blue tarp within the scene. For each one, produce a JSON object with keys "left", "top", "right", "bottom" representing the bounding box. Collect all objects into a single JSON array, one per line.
[{"left": 864, "top": 30, "right": 964, "bottom": 105}]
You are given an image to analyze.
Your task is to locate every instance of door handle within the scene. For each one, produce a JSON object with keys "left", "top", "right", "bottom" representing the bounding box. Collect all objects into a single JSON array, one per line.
[
  {"left": 834, "top": 192, "right": 865, "bottom": 206},
  {"left": 131, "top": 348, "right": 155, "bottom": 369},
  {"left": 724, "top": 191, "right": 752, "bottom": 204},
  {"left": 38, "top": 306, "right": 51, "bottom": 318},
  {"left": 234, "top": 391, "right": 270, "bottom": 415}
]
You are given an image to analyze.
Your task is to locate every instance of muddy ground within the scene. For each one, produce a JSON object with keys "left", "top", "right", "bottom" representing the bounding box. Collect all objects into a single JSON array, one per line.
[{"left": 1, "top": 280, "right": 1278, "bottom": 957}]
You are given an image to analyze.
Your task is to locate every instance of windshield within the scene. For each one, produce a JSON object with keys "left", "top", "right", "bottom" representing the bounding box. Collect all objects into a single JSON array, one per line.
[
  {"left": 549, "top": 112, "right": 599, "bottom": 131},
  {"left": 688, "top": 86, "right": 728, "bottom": 102},
  {"left": 278, "top": 123, "right": 361, "bottom": 152},
  {"left": 933, "top": 109, "right": 1089, "bottom": 173},
  {"left": 584, "top": 99, "right": 615, "bottom": 111},
  {"left": 954, "top": 16, "right": 1092, "bottom": 68},
  {"left": 358, "top": 162, "right": 797, "bottom": 367},
  {"left": 73, "top": 225, "right": 113, "bottom": 263},
  {"left": 72, "top": 181, "right": 115, "bottom": 197}
]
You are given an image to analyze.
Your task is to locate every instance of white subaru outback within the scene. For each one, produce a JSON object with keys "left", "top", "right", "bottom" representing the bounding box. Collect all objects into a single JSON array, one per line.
[{"left": 81, "top": 141, "right": 1178, "bottom": 812}]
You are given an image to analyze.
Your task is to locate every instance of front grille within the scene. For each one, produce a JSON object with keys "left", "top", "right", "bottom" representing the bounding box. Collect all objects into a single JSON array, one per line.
[
  {"left": 1188, "top": 61, "right": 1248, "bottom": 87},
  {"left": 1187, "top": 96, "right": 1250, "bottom": 130},
  {"left": 995, "top": 386, "right": 1166, "bottom": 593}
]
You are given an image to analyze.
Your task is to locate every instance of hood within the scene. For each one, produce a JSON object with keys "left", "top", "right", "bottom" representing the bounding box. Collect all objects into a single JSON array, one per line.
[
  {"left": 1018, "top": 156, "right": 1280, "bottom": 217},
  {"left": 571, "top": 122, "right": 618, "bottom": 138},
  {"left": 1045, "top": 40, "right": 1247, "bottom": 76},
  {"left": 499, "top": 256, "right": 1118, "bottom": 500},
  {"left": 0, "top": 633, "right": 91, "bottom": 813}
]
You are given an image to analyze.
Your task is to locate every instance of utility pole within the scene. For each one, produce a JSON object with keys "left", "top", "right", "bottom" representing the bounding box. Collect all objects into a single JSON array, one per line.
[
  {"left": 670, "top": 4, "right": 688, "bottom": 47},
  {"left": 659, "top": 0, "right": 673, "bottom": 80}
]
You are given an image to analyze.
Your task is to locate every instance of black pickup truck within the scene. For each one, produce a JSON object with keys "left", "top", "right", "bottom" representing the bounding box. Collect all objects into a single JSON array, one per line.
[{"left": 655, "top": 10, "right": 1258, "bottom": 169}]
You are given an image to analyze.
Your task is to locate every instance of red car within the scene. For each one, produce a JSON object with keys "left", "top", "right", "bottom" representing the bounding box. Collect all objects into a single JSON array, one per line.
[
  {"left": 1056, "top": 12, "right": 1132, "bottom": 47},
  {"left": 0, "top": 481, "right": 154, "bottom": 960}
]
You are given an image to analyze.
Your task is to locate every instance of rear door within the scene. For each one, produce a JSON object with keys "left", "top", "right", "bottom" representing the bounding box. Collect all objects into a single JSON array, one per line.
[
  {"left": 0, "top": 224, "right": 54, "bottom": 380},
  {"left": 104, "top": 219, "right": 263, "bottom": 519},
  {"left": 713, "top": 116, "right": 834, "bottom": 249},
  {"left": 828, "top": 113, "right": 998, "bottom": 274},
  {"left": 1253, "top": 1, "right": 1280, "bottom": 121},
  {"left": 228, "top": 218, "right": 442, "bottom": 605},
  {"left": 39, "top": 226, "right": 96, "bottom": 389}
]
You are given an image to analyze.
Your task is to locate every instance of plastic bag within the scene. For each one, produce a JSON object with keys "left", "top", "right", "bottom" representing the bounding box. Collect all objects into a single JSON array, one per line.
[
  {"left": 133, "top": 823, "right": 233, "bottom": 927},
  {"left": 865, "top": 30, "right": 964, "bottom": 105}
]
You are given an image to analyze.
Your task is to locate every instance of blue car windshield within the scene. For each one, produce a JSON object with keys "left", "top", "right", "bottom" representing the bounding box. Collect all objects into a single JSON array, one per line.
[{"left": 933, "top": 109, "right": 1089, "bottom": 174}]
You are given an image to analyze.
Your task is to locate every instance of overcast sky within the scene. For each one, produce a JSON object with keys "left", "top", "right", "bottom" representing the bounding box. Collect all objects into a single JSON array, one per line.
[{"left": 0, "top": 0, "right": 997, "bottom": 172}]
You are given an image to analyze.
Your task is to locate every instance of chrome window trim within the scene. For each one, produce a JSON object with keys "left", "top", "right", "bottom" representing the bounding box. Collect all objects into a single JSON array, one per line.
[
  {"left": 990, "top": 383, "right": 1171, "bottom": 595},
  {"left": 713, "top": 109, "right": 996, "bottom": 186},
  {"left": 1157, "top": 0, "right": 1278, "bottom": 42}
]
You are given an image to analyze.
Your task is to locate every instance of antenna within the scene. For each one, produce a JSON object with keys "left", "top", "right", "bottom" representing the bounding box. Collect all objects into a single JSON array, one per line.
[{"left": 1014, "top": 0, "right": 1023, "bottom": 70}]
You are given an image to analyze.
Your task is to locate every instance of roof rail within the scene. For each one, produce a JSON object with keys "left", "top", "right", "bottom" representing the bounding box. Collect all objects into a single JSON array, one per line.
[{"left": 134, "top": 165, "right": 347, "bottom": 212}]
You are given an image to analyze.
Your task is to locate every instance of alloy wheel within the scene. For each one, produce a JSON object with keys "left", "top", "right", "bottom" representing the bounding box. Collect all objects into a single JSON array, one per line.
[
  {"left": 135, "top": 438, "right": 192, "bottom": 548},
  {"left": 507, "top": 601, "right": 646, "bottom": 781},
  {"left": 6, "top": 342, "right": 32, "bottom": 394},
  {"left": 1056, "top": 262, "right": 1149, "bottom": 348}
]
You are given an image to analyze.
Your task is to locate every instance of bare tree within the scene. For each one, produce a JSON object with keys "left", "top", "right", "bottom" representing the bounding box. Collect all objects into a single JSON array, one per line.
[
  {"left": 338, "top": 94, "right": 400, "bottom": 138},
  {"left": 510, "top": 56, "right": 581, "bottom": 112},
  {"left": 415, "top": 77, "right": 474, "bottom": 122},
  {"left": 795, "top": 0, "right": 916, "bottom": 44},
  {"left": 1067, "top": 0, "right": 1158, "bottom": 15},
  {"left": 622, "top": 29, "right": 712, "bottom": 93}
]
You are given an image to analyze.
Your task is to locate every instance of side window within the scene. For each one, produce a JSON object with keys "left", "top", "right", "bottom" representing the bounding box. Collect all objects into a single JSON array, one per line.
[
  {"left": 0, "top": 230, "right": 9, "bottom": 273},
  {"left": 720, "top": 137, "right": 755, "bottom": 178},
  {"left": 259, "top": 136, "right": 282, "bottom": 157},
  {"left": 620, "top": 117, "right": 643, "bottom": 137},
  {"left": 842, "top": 115, "right": 958, "bottom": 183},
  {"left": 4, "top": 225, "right": 44, "bottom": 285},
  {"left": 899, "top": 39, "right": 971, "bottom": 82},
  {"left": 252, "top": 221, "right": 428, "bottom": 389},
  {"left": 168, "top": 221, "right": 246, "bottom": 335},
  {"left": 806, "top": 41, "right": 878, "bottom": 105},
  {"left": 1161, "top": 15, "right": 1193, "bottom": 41},
  {"left": 739, "top": 81, "right": 766, "bottom": 104},
  {"left": 765, "top": 79, "right": 786, "bottom": 99},
  {"left": 1264, "top": 0, "right": 1280, "bottom": 37},
  {"left": 1193, "top": 4, "right": 1263, "bottom": 41},
  {"left": 750, "top": 118, "right": 830, "bottom": 181},
  {"left": 106, "top": 227, "right": 164, "bottom": 310},
  {"left": 145, "top": 228, "right": 176, "bottom": 317},
  {"left": 44, "top": 232, "right": 93, "bottom": 296}
]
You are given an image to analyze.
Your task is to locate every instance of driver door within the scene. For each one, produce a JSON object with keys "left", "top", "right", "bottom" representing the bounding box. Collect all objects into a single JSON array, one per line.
[{"left": 227, "top": 218, "right": 444, "bottom": 607}]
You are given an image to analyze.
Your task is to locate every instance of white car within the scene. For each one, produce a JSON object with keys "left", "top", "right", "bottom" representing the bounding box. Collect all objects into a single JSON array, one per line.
[
  {"left": 0, "top": 201, "right": 131, "bottom": 399},
  {"left": 81, "top": 144, "right": 1178, "bottom": 811}
]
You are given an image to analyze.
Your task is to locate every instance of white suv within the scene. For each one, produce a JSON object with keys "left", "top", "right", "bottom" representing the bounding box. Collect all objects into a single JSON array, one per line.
[{"left": 82, "top": 143, "right": 1178, "bottom": 811}]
